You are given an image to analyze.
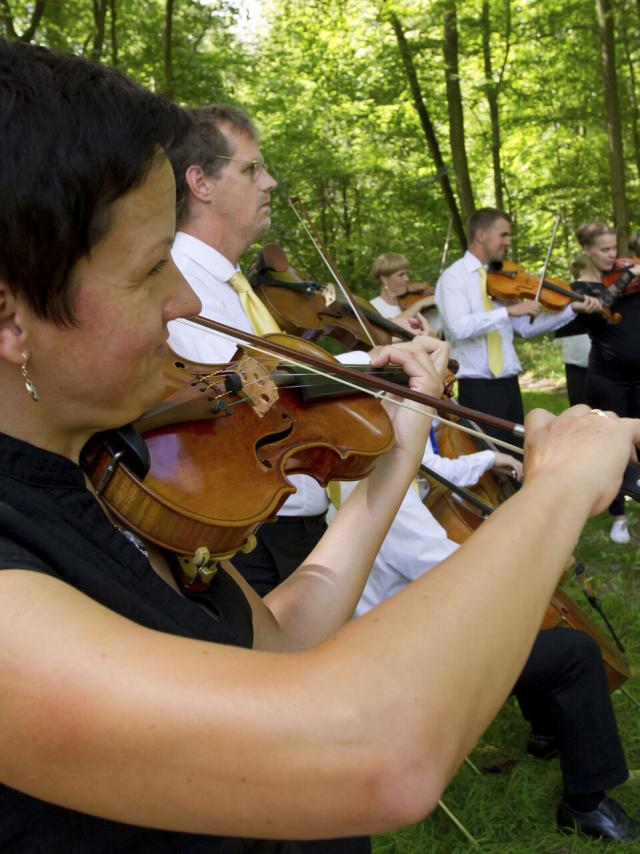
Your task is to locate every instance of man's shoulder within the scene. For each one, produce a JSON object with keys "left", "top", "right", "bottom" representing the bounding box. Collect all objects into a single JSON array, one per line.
[
  {"left": 437, "top": 254, "right": 474, "bottom": 289},
  {"left": 172, "top": 232, "right": 235, "bottom": 286}
]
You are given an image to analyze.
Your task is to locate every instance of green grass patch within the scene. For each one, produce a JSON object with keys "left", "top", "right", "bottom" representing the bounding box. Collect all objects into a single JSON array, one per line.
[{"left": 375, "top": 389, "right": 640, "bottom": 853}]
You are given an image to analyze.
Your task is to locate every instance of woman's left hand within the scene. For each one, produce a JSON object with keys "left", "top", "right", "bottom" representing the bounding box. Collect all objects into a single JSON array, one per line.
[{"left": 573, "top": 295, "right": 603, "bottom": 314}]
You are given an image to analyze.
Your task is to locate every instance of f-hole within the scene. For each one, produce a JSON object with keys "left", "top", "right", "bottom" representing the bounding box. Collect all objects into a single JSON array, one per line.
[{"left": 254, "top": 412, "right": 294, "bottom": 468}]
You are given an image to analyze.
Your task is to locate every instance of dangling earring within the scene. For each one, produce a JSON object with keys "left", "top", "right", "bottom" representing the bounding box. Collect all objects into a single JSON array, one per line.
[{"left": 20, "top": 352, "right": 39, "bottom": 401}]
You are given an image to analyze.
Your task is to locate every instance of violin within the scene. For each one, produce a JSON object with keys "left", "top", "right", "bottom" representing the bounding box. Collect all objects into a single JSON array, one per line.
[
  {"left": 83, "top": 316, "right": 640, "bottom": 585},
  {"left": 601, "top": 258, "right": 640, "bottom": 297},
  {"left": 83, "top": 333, "right": 399, "bottom": 565},
  {"left": 248, "top": 243, "right": 417, "bottom": 350},
  {"left": 487, "top": 261, "right": 621, "bottom": 325},
  {"left": 396, "top": 282, "right": 435, "bottom": 312},
  {"left": 425, "top": 415, "right": 518, "bottom": 510},
  {"left": 421, "top": 427, "right": 630, "bottom": 693}
]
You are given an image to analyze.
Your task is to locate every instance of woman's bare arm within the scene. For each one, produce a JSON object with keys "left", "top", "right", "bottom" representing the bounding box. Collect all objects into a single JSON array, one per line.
[{"left": 0, "top": 408, "right": 637, "bottom": 840}]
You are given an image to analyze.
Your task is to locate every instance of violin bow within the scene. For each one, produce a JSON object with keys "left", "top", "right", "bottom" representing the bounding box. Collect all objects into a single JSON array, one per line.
[
  {"left": 287, "top": 196, "right": 378, "bottom": 348},
  {"left": 530, "top": 213, "right": 562, "bottom": 324},
  {"left": 182, "top": 314, "right": 526, "bottom": 453}
]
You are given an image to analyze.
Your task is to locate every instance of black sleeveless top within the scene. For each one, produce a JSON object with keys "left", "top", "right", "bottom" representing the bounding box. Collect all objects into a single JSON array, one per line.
[{"left": 0, "top": 432, "right": 298, "bottom": 853}]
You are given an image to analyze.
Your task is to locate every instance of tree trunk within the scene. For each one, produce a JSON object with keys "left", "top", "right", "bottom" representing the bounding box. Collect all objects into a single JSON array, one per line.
[
  {"left": 90, "top": 0, "right": 108, "bottom": 60},
  {"left": 442, "top": 0, "right": 475, "bottom": 222},
  {"left": 480, "top": 0, "right": 510, "bottom": 209},
  {"left": 595, "top": 0, "right": 628, "bottom": 247},
  {"left": 619, "top": 0, "right": 640, "bottom": 184},
  {"left": 387, "top": 10, "right": 467, "bottom": 251},
  {"left": 109, "top": 0, "right": 118, "bottom": 65},
  {"left": 1, "top": 0, "right": 46, "bottom": 41},
  {"left": 164, "top": 0, "right": 175, "bottom": 98}
]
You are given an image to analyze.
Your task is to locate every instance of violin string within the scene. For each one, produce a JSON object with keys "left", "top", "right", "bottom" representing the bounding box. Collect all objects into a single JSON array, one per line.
[
  {"left": 171, "top": 319, "right": 523, "bottom": 454},
  {"left": 201, "top": 372, "right": 522, "bottom": 455}
]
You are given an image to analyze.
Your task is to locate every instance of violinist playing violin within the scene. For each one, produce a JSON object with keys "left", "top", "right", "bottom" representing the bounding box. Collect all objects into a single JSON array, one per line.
[
  {"left": 167, "top": 103, "right": 370, "bottom": 854},
  {"left": 3, "top": 44, "right": 640, "bottom": 852},
  {"left": 436, "top": 208, "right": 602, "bottom": 447},
  {"left": 562, "top": 223, "right": 640, "bottom": 544},
  {"left": 369, "top": 252, "right": 435, "bottom": 337}
]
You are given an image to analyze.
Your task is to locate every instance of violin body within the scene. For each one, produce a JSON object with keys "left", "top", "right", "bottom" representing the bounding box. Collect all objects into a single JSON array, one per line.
[
  {"left": 422, "top": 421, "right": 630, "bottom": 694},
  {"left": 542, "top": 589, "right": 630, "bottom": 692},
  {"left": 425, "top": 416, "right": 517, "bottom": 510},
  {"left": 487, "top": 261, "right": 571, "bottom": 310},
  {"left": 601, "top": 257, "right": 640, "bottom": 297},
  {"left": 488, "top": 260, "right": 621, "bottom": 324},
  {"left": 83, "top": 334, "right": 394, "bottom": 559},
  {"left": 248, "top": 244, "right": 414, "bottom": 350},
  {"left": 397, "top": 282, "right": 435, "bottom": 312}
]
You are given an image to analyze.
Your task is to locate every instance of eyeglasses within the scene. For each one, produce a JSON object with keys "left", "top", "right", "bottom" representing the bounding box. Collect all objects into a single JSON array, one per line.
[{"left": 215, "top": 155, "right": 269, "bottom": 182}]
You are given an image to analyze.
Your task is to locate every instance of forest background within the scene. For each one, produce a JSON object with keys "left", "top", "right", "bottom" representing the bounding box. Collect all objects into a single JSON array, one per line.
[
  {"left": 5, "top": 1, "right": 640, "bottom": 851},
  {"left": 3, "top": 0, "right": 638, "bottom": 297}
]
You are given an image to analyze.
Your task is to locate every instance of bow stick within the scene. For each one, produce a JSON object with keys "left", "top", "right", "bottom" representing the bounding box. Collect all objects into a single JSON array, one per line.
[
  {"left": 287, "top": 196, "right": 378, "bottom": 347},
  {"left": 529, "top": 212, "right": 562, "bottom": 324},
  {"left": 184, "top": 314, "right": 526, "bottom": 449}
]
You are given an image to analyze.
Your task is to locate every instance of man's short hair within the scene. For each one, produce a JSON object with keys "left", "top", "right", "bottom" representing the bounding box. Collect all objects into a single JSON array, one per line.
[
  {"left": 467, "top": 208, "right": 511, "bottom": 242},
  {"left": 0, "top": 38, "right": 189, "bottom": 325},
  {"left": 168, "top": 104, "right": 258, "bottom": 225},
  {"left": 370, "top": 253, "right": 409, "bottom": 281}
]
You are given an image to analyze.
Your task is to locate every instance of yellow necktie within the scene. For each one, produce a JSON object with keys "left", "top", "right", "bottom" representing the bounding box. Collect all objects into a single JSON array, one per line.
[
  {"left": 228, "top": 271, "right": 281, "bottom": 336},
  {"left": 479, "top": 267, "right": 503, "bottom": 377}
]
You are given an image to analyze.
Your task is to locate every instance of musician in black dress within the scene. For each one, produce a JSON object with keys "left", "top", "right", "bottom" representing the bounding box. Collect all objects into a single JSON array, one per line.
[{"left": 569, "top": 223, "right": 640, "bottom": 544}]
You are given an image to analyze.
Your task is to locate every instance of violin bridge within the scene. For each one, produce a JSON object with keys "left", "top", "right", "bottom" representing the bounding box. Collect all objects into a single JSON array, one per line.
[
  {"left": 234, "top": 356, "right": 278, "bottom": 417},
  {"left": 322, "top": 283, "right": 336, "bottom": 306}
]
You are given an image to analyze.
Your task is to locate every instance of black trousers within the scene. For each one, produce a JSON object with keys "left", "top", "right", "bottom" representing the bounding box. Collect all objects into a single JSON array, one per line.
[
  {"left": 457, "top": 375, "right": 524, "bottom": 449},
  {"left": 231, "top": 514, "right": 328, "bottom": 596},
  {"left": 565, "top": 364, "right": 588, "bottom": 406},
  {"left": 587, "top": 370, "right": 640, "bottom": 516},
  {"left": 514, "top": 627, "right": 628, "bottom": 795},
  {"left": 231, "top": 517, "right": 371, "bottom": 854}
]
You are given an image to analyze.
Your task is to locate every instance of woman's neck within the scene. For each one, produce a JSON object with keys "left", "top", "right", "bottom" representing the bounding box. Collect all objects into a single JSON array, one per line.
[
  {"left": 580, "top": 260, "right": 603, "bottom": 283},
  {"left": 380, "top": 286, "right": 399, "bottom": 306}
]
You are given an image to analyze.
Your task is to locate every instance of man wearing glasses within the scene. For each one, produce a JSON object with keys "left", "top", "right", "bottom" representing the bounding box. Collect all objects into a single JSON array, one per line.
[{"left": 168, "top": 103, "right": 369, "bottom": 854}]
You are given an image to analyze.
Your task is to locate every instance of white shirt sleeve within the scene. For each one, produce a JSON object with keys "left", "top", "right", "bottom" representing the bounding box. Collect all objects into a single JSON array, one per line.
[
  {"left": 436, "top": 266, "right": 510, "bottom": 341},
  {"left": 421, "top": 441, "right": 496, "bottom": 488},
  {"left": 511, "top": 303, "right": 576, "bottom": 339}
]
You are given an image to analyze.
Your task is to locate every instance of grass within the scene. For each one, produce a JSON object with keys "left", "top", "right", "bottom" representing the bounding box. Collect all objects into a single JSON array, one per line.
[{"left": 374, "top": 388, "right": 640, "bottom": 853}]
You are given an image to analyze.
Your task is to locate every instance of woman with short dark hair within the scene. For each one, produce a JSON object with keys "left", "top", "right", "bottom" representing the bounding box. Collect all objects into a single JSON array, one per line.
[{"left": 1, "top": 39, "right": 639, "bottom": 851}]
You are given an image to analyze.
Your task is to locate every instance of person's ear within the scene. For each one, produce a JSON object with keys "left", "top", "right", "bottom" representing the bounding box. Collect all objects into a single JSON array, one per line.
[
  {"left": 184, "top": 165, "right": 215, "bottom": 203},
  {"left": 0, "top": 281, "right": 28, "bottom": 365}
]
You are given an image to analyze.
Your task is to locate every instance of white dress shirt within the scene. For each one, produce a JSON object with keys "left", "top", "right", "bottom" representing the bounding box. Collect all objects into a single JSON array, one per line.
[
  {"left": 435, "top": 250, "right": 576, "bottom": 379},
  {"left": 421, "top": 429, "right": 495, "bottom": 484},
  {"left": 345, "top": 438, "right": 497, "bottom": 618},
  {"left": 169, "top": 231, "right": 330, "bottom": 516}
]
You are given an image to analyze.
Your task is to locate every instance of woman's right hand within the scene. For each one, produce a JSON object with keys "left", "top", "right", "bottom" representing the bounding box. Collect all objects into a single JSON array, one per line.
[{"left": 524, "top": 405, "right": 640, "bottom": 517}]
